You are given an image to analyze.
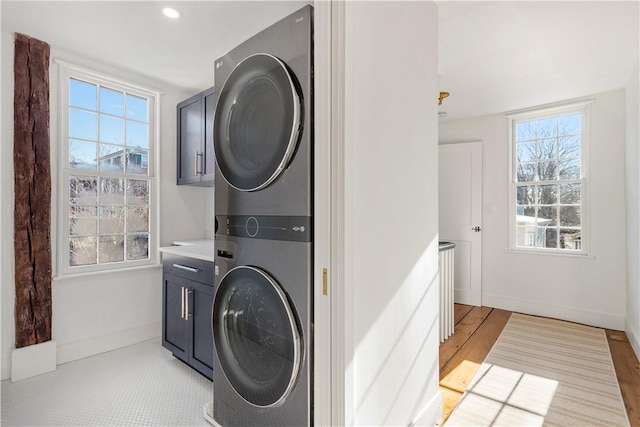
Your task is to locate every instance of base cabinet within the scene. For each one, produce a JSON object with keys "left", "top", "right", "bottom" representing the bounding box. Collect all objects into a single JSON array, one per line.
[{"left": 162, "top": 255, "right": 214, "bottom": 380}]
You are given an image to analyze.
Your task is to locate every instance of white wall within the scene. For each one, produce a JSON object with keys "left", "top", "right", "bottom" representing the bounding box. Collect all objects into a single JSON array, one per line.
[
  {"left": 343, "top": 2, "right": 441, "bottom": 425},
  {"left": 1, "top": 30, "right": 212, "bottom": 379},
  {"left": 625, "top": 62, "right": 640, "bottom": 358},
  {"left": 439, "top": 90, "right": 628, "bottom": 330}
]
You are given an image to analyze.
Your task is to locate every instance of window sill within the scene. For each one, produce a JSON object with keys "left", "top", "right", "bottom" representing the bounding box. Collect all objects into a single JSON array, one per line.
[
  {"left": 505, "top": 248, "right": 595, "bottom": 259},
  {"left": 53, "top": 263, "right": 161, "bottom": 282}
]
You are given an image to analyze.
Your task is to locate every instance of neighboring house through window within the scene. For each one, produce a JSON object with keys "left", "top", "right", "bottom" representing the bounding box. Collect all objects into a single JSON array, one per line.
[
  {"left": 57, "top": 62, "right": 158, "bottom": 274},
  {"left": 508, "top": 101, "right": 591, "bottom": 254}
]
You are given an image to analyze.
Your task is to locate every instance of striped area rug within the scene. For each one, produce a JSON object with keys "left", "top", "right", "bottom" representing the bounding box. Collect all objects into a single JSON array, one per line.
[{"left": 445, "top": 313, "right": 630, "bottom": 427}]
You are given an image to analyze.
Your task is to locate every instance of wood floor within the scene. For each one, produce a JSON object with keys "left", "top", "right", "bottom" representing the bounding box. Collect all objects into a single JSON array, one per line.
[{"left": 438, "top": 304, "right": 640, "bottom": 426}]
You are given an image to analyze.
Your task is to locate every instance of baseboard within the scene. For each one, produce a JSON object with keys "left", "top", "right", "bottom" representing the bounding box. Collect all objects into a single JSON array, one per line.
[
  {"left": 203, "top": 401, "right": 222, "bottom": 427},
  {"left": 483, "top": 293, "right": 625, "bottom": 330},
  {"left": 410, "top": 389, "right": 442, "bottom": 427},
  {"left": 1, "top": 356, "right": 11, "bottom": 380},
  {"left": 11, "top": 340, "right": 57, "bottom": 382},
  {"left": 625, "top": 318, "right": 640, "bottom": 362},
  {"left": 56, "top": 322, "right": 161, "bottom": 365},
  {"left": 1, "top": 324, "right": 161, "bottom": 381}
]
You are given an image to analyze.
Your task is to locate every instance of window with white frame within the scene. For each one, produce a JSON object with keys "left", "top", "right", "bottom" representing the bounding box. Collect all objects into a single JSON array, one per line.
[
  {"left": 58, "top": 63, "right": 158, "bottom": 274},
  {"left": 509, "top": 102, "right": 590, "bottom": 254}
]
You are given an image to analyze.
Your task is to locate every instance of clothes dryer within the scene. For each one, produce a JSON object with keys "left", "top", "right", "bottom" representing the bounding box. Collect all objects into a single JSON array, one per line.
[
  {"left": 211, "top": 6, "right": 314, "bottom": 425},
  {"left": 213, "top": 5, "right": 313, "bottom": 217}
]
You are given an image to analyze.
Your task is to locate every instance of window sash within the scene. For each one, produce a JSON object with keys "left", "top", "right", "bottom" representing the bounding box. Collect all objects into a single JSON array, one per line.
[
  {"left": 508, "top": 101, "right": 591, "bottom": 255},
  {"left": 56, "top": 61, "right": 159, "bottom": 276}
]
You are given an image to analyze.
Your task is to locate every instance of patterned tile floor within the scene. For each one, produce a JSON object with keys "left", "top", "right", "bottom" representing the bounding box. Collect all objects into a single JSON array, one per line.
[{"left": 1, "top": 338, "right": 212, "bottom": 426}]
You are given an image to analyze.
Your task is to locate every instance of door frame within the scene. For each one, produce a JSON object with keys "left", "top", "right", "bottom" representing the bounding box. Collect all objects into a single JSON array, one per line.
[{"left": 313, "top": 1, "right": 346, "bottom": 426}]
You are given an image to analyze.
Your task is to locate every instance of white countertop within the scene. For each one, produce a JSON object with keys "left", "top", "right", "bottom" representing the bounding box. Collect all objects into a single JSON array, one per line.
[{"left": 158, "top": 239, "right": 214, "bottom": 262}]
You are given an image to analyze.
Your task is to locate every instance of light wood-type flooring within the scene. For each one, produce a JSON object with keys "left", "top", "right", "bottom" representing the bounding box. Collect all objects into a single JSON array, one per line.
[{"left": 438, "top": 304, "right": 640, "bottom": 426}]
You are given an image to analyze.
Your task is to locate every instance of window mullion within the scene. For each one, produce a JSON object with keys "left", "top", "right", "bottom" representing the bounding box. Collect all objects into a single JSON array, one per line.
[
  {"left": 96, "top": 176, "right": 101, "bottom": 265},
  {"left": 62, "top": 66, "right": 156, "bottom": 273},
  {"left": 510, "top": 105, "right": 586, "bottom": 254}
]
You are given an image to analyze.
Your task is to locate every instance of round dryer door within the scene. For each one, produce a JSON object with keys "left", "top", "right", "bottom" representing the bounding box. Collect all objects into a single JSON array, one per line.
[
  {"left": 214, "top": 53, "right": 302, "bottom": 191},
  {"left": 213, "top": 266, "right": 302, "bottom": 407}
]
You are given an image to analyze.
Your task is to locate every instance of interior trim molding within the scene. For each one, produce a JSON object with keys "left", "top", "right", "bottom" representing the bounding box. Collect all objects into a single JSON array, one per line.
[
  {"left": 56, "top": 322, "right": 160, "bottom": 365},
  {"left": 11, "top": 340, "right": 57, "bottom": 382},
  {"left": 483, "top": 293, "right": 625, "bottom": 330},
  {"left": 625, "top": 317, "right": 640, "bottom": 362},
  {"left": 312, "top": 1, "right": 337, "bottom": 425}
]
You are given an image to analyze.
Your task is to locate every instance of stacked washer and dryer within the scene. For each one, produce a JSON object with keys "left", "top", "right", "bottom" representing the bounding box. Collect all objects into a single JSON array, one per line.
[{"left": 210, "top": 5, "right": 313, "bottom": 427}]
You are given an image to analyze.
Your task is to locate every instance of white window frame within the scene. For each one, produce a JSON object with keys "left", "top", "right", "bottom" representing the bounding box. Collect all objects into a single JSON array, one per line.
[
  {"left": 507, "top": 100, "right": 592, "bottom": 256},
  {"left": 55, "top": 61, "right": 160, "bottom": 277}
]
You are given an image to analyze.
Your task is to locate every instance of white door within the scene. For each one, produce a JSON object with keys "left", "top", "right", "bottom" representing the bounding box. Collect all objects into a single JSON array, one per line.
[{"left": 439, "top": 142, "right": 483, "bottom": 306}]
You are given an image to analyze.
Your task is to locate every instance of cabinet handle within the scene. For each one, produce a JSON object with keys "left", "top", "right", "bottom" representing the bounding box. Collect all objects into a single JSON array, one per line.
[
  {"left": 195, "top": 152, "right": 203, "bottom": 175},
  {"left": 173, "top": 264, "right": 200, "bottom": 273},
  {"left": 185, "top": 289, "right": 192, "bottom": 321},
  {"left": 181, "top": 286, "right": 185, "bottom": 319}
]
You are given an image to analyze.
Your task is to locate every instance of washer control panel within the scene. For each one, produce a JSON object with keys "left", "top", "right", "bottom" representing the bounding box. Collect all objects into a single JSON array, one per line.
[{"left": 216, "top": 215, "right": 311, "bottom": 242}]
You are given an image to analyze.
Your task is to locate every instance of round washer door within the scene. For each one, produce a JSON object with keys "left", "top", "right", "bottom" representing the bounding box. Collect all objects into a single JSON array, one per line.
[
  {"left": 214, "top": 53, "right": 302, "bottom": 192},
  {"left": 213, "top": 266, "right": 302, "bottom": 407}
]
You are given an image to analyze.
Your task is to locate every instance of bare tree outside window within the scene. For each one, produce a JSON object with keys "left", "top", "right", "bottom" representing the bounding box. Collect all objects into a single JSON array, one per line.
[
  {"left": 66, "top": 77, "right": 152, "bottom": 268},
  {"left": 513, "top": 110, "right": 584, "bottom": 251}
]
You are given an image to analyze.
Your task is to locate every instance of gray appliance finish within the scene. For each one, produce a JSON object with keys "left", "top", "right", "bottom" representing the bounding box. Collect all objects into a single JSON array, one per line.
[
  {"left": 211, "top": 5, "right": 314, "bottom": 426},
  {"left": 212, "top": 234, "right": 312, "bottom": 427},
  {"left": 213, "top": 5, "right": 313, "bottom": 217}
]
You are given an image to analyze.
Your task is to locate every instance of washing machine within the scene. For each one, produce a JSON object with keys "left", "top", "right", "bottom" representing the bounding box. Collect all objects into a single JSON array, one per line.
[
  {"left": 213, "top": 4, "right": 313, "bottom": 217},
  {"left": 212, "top": 229, "right": 312, "bottom": 426},
  {"left": 211, "top": 6, "right": 313, "bottom": 425}
]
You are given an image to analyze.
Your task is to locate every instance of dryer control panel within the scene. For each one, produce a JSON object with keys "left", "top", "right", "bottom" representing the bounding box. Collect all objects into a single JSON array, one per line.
[{"left": 216, "top": 215, "right": 311, "bottom": 242}]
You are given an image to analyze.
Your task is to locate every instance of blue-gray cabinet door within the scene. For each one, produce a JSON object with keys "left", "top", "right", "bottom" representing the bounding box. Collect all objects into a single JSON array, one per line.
[
  {"left": 202, "top": 86, "right": 216, "bottom": 183},
  {"left": 177, "top": 93, "right": 202, "bottom": 185},
  {"left": 188, "top": 279, "right": 214, "bottom": 380},
  {"left": 163, "top": 273, "right": 214, "bottom": 380},
  {"left": 162, "top": 273, "right": 189, "bottom": 362}
]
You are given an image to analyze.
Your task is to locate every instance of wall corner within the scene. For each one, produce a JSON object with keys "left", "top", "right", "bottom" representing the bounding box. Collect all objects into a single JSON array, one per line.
[{"left": 626, "top": 317, "right": 640, "bottom": 363}]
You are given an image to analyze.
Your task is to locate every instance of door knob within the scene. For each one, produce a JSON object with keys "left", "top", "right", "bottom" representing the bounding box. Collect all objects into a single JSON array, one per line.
[{"left": 472, "top": 226, "right": 481, "bottom": 232}]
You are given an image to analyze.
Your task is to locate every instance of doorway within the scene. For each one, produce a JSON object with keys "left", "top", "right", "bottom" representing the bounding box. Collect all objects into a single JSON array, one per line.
[{"left": 438, "top": 141, "right": 483, "bottom": 306}]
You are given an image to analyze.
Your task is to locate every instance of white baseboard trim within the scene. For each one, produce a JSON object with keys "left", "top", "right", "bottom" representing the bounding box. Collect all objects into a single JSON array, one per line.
[
  {"left": 483, "top": 293, "right": 625, "bottom": 330},
  {"left": 203, "top": 401, "right": 222, "bottom": 427},
  {"left": 410, "top": 390, "right": 442, "bottom": 427},
  {"left": 11, "top": 340, "right": 57, "bottom": 382},
  {"left": 57, "top": 322, "right": 161, "bottom": 365},
  {"left": 625, "top": 318, "right": 640, "bottom": 362},
  {"left": 1, "top": 357, "right": 11, "bottom": 381},
  {"left": 1, "top": 324, "right": 160, "bottom": 381}
]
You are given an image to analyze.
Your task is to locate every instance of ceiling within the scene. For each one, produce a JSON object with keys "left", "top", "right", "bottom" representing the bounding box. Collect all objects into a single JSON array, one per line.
[
  {"left": 1, "top": 1, "right": 309, "bottom": 94},
  {"left": 2, "top": 1, "right": 639, "bottom": 121},
  {"left": 437, "top": 1, "right": 639, "bottom": 120}
]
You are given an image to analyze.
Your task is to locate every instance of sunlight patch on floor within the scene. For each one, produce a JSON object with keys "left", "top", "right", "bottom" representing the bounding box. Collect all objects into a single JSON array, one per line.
[
  {"left": 440, "top": 359, "right": 481, "bottom": 393},
  {"left": 445, "top": 362, "right": 558, "bottom": 426}
]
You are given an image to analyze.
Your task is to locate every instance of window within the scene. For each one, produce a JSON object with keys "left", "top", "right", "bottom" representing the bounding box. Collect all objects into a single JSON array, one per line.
[
  {"left": 57, "top": 63, "right": 158, "bottom": 274},
  {"left": 508, "top": 101, "right": 591, "bottom": 254}
]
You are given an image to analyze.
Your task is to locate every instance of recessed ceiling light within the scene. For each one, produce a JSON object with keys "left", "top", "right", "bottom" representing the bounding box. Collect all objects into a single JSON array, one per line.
[{"left": 162, "top": 7, "right": 181, "bottom": 19}]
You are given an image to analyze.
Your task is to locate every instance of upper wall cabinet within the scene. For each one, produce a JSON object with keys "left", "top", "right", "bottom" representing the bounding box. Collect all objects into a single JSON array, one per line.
[{"left": 177, "top": 86, "right": 215, "bottom": 186}]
